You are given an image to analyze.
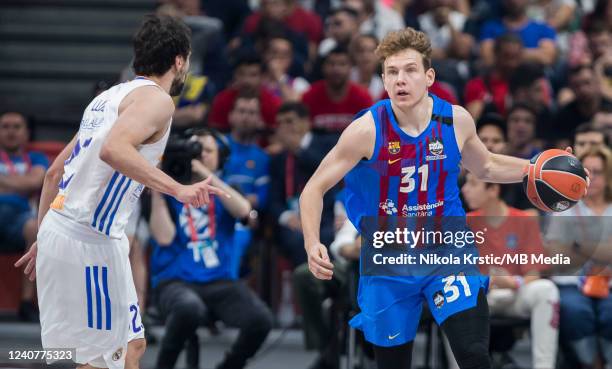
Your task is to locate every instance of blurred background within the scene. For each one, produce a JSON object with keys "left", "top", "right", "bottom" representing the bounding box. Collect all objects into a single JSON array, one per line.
[{"left": 0, "top": 0, "right": 611, "bottom": 368}]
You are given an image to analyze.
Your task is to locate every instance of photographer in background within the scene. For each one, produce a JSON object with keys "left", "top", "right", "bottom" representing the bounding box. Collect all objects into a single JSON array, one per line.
[{"left": 150, "top": 129, "right": 273, "bottom": 369}]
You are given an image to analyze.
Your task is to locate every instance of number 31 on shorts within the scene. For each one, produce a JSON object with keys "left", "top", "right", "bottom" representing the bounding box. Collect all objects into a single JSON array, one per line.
[{"left": 442, "top": 275, "right": 472, "bottom": 303}]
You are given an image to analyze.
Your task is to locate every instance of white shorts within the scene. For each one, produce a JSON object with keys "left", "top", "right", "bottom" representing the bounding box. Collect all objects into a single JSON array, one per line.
[{"left": 36, "top": 211, "right": 145, "bottom": 369}]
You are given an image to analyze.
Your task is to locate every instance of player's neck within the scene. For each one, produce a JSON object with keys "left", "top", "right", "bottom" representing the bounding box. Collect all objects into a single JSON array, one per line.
[
  {"left": 391, "top": 94, "right": 433, "bottom": 133},
  {"left": 140, "top": 75, "right": 172, "bottom": 95},
  {"left": 481, "top": 199, "right": 508, "bottom": 217}
]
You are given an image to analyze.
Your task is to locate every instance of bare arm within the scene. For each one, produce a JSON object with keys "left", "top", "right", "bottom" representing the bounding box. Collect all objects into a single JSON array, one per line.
[
  {"left": 547, "top": 3, "right": 575, "bottom": 30},
  {"left": 300, "top": 112, "right": 375, "bottom": 279},
  {"left": 149, "top": 190, "right": 176, "bottom": 246},
  {"left": 455, "top": 105, "right": 529, "bottom": 183},
  {"left": 479, "top": 40, "right": 495, "bottom": 67},
  {"left": 99, "top": 87, "right": 179, "bottom": 196},
  {"left": 100, "top": 87, "right": 224, "bottom": 207},
  {"left": 0, "top": 166, "right": 46, "bottom": 195},
  {"left": 39, "top": 135, "right": 78, "bottom": 226}
]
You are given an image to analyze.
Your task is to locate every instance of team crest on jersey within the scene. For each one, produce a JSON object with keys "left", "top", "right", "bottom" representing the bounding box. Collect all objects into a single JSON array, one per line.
[
  {"left": 433, "top": 291, "right": 445, "bottom": 308},
  {"left": 388, "top": 141, "right": 401, "bottom": 155},
  {"left": 426, "top": 138, "right": 447, "bottom": 161},
  {"left": 379, "top": 199, "right": 398, "bottom": 215},
  {"left": 112, "top": 347, "right": 123, "bottom": 361}
]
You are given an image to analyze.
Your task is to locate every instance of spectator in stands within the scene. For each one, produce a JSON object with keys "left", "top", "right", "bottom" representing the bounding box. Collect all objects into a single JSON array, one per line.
[
  {"left": 223, "top": 93, "right": 271, "bottom": 275},
  {"left": 477, "top": 113, "right": 507, "bottom": 153},
  {"left": 464, "top": 33, "right": 523, "bottom": 121},
  {"left": 268, "top": 103, "right": 337, "bottom": 267},
  {"left": 349, "top": 34, "right": 383, "bottom": 101},
  {"left": 318, "top": 6, "right": 360, "bottom": 57},
  {"left": 581, "top": 0, "right": 612, "bottom": 35},
  {"left": 293, "top": 205, "right": 360, "bottom": 369},
  {"left": 508, "top": 62, "right": 555, "bottom": 141},
  {"left": 417, "top": 0, "right": 473, "bottom": 88},
  {"left": 554, "top": 64, "right": 612, "bottom": 143},
  {"left": 460, "top": 173, "right": 560, "bottom": 369},
  {"left": 172, "top": 74, "right": 216, "bottom": 129},
  {"left": 479, "top": 0, "right": 557, "bottom": 67},
  {"left": 208, "top": 52, "right": 281, "bottom": 132},
  {"left": 262, "top": 34, "right": 310, "bottom": 101},
  {"left": 527, "top": 0, "right": 577, "bottom": 54},
  {"left": 302, "top": 46, "right": 373, "bottom": 135},
  {"left": 574, "top": 122, "right": 608, "bottom": 158},
  {"left": 593, "top": 107, "right": 612, "bottom": 144},
  {"left": 150, "top": 129, "right": 272, "bottom": 369},
  {"left": 242, "top": 0, "right": 323, "bottom": 63},
  {"left": 505, "top": 102, "right": 542, "bottom": 159},
  {"left": 585, "top": 20, "right": 612, "bottom": 64},
  {"left": 343, "top": 0, "right": 405, "bottom": 41},
  {"left": 391, "top": 0, "right": 421, "bottom": 31},
  {"left": 0, "top": 112, "right": 49, "bottom": 321},
  {"left": 546, "top": 146, "right": 612, "bottom": 369},
  {"left": 201, "top": 0, "right": 251, "bottom": 41}
]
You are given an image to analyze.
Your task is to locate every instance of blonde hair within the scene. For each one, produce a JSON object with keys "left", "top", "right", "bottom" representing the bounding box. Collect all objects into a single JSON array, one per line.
[
  {"left": 375, "top": 27, "right": 432, "bottom": 70},
  {"left": 578, "top": 145, "right": 612, "bottom": 202}
]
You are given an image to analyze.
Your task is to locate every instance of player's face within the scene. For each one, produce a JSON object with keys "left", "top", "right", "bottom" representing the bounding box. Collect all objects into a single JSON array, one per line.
[
  {"left": 574, "top": 132, "right": 605, "bottom": 158},
  {"left": 0, "top": 113, "right": 28, "bottom": 152},
  {"left": 478, "top": 125, "right": 506, "bottom": 153},
  {"left": 382, "top": 49, "right": 434, "bottom": 108},
  {"left": 198, "top": 135, "right": 219, "bottom": 172},
  {"left": 170, "top": 54, "right": 190, "bottom": 96},
  {"left": 461, "top": 173, "right": 489, "bottom": 210},
  {"left": 582, "top": 156, "right": 606, "bottom": 200}
]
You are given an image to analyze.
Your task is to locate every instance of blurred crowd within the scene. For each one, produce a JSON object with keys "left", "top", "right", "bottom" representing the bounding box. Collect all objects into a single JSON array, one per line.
[{"left": 2, "top": 0, "right": 612, "bottom": 368}]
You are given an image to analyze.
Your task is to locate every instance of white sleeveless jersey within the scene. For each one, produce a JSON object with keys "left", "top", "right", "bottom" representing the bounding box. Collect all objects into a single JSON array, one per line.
[{"left": 51, "top": 78, "right": 171, "bottom": 239}]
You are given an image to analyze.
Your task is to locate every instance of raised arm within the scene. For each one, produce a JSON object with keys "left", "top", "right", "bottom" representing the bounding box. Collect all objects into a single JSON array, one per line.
[
  {"left": 299, "top": 112, "right": 375, "bottom": 279},
  {"left": 455, "top": 105, "right": 529, "bottom": 183}
]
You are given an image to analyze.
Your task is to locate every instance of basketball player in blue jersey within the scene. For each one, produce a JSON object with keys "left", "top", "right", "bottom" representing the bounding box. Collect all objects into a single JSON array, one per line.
[
  {"left": 300, "top": 28, "right": 572, "bottom": 369},
  {"left": 15, "top": 15, "right": 226, "bottom": 369}
]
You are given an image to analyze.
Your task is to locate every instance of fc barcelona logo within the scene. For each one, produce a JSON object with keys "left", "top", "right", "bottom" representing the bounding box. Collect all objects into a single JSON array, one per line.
[{"left": 388, "top": 141, "right": 400, "bottom": 155}]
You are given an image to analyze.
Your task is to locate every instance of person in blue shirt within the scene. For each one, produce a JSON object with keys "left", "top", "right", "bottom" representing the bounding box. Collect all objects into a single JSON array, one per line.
[
  {"left": 149, "top": 128, "right": 273, "bottom": 369},
  {"left": 479, "top": 0, "right": 557, "bottom": 67},
  {"left": 0, "top": 112, "right": 49, "bottom": 321},
  {"left": 223, "top": 92, "right": 270, "bottom": 277}
]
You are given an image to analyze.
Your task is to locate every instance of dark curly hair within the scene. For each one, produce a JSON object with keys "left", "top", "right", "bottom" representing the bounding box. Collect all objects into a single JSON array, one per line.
[{"left": 132, "top": 15, "right": 191, "bottom": 76}]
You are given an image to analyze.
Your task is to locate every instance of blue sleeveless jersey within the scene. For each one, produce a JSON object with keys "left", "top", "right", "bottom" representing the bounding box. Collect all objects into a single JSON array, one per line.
[{"left": 345, "top": 94, "right": 463, "bottom": 230}]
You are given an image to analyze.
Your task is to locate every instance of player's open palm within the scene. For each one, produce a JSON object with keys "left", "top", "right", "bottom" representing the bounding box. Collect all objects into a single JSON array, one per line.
[
  {"left": 307, "top": 243, "right": 334, "bottom": 280},
  {"left": 15, "top": 242, "right": 37, "bottom": 281},
  {"left": 175, "top": 177, "right": 228, "bottom": 208}
]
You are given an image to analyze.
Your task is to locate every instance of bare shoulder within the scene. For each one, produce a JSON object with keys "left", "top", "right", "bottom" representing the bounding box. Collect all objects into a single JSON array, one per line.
[
  {"left": 119, "top": 85, "right": 175, "bottom": 117},
  {"left": 338, "top": 110, "right": 376, "bottom": 159},
  {"left": 451, "top": 104, "right": 477, "bottom": 150}
]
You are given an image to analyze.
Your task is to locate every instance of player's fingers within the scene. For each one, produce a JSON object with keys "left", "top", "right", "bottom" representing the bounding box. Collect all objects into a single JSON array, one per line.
[
  {"left": 14, "top": 253, "right": 29, "bottom": 268},
  {"left": 312, "top": 257, "right": 334, "bottom": 276},
  {"left": 24, "top": 257, "right": 35, "bottom": 275},
  {"left": 319, "top": 245, "right": 331, "bottom": 263},
  {"left": 208, "top": 185, "right": 230, "bottom": 198},
  {"left": 29, "top": 268, "right": 36, "bottom": 282},
  {"left": 315, "top": 252, "right": 334, "bottom": 269}
]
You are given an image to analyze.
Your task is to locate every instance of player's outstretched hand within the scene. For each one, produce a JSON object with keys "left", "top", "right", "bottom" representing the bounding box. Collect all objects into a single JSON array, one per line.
[
  {"left": 15, "top": 242, "right": 37, "bottom": 281},
  {"left": 564, "top": 146, "right": 591, "bottom": 195},
  {"left": 175, "top": 177, "right": 229, "bottom": 208},
  {"left": 307, "top": 243, "right": 334, "bottom": 280}
]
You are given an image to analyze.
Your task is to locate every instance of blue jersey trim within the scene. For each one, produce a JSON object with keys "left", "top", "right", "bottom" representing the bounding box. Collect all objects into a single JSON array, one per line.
[
  {"left": 85, "top": 266, "right": 93, "bottom": 328},
  {"left": 92, "top": 172, "right": 120, "bottom": 228},
  {"left": 105, "top": 179, "right": 132, "bottom": 235},
  {"left": 98, "top": 175, "right": 127, "bottom": 232},
  {"left": 93, "top": 266, "right": 102, "bottom": 330},
  {"left": 102, "top": 266, "right": 111, "bottom": 330}
]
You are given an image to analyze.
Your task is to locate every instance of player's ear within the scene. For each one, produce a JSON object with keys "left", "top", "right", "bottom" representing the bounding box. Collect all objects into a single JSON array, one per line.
[
  {"left": 425, "top": 68, "right": 435, "bottom": 89},
  {"left": 174, "top": 55, "right": 185, "bottom": 70}
]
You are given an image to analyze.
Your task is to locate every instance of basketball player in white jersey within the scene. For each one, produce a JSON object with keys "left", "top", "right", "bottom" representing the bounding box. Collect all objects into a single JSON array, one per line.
[{"left": 15, "top": 15, "right": 225, "bottom": 369}]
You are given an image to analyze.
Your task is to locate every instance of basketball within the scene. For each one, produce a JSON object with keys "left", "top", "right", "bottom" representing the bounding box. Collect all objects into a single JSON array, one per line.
[{"left": 522, "top": 149, "right": 588, "bottom": 212}]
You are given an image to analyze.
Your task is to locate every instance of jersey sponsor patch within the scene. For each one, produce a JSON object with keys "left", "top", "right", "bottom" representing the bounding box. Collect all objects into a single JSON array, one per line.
[
  {"left": 426, "top": 138, "right": 447, "bottom": 161},
  {"left": 388, "top": 141, "right": 400, "bottom": 155},
  {"left": 433, "top": 290, "right": 445, "bottom": 308}
]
